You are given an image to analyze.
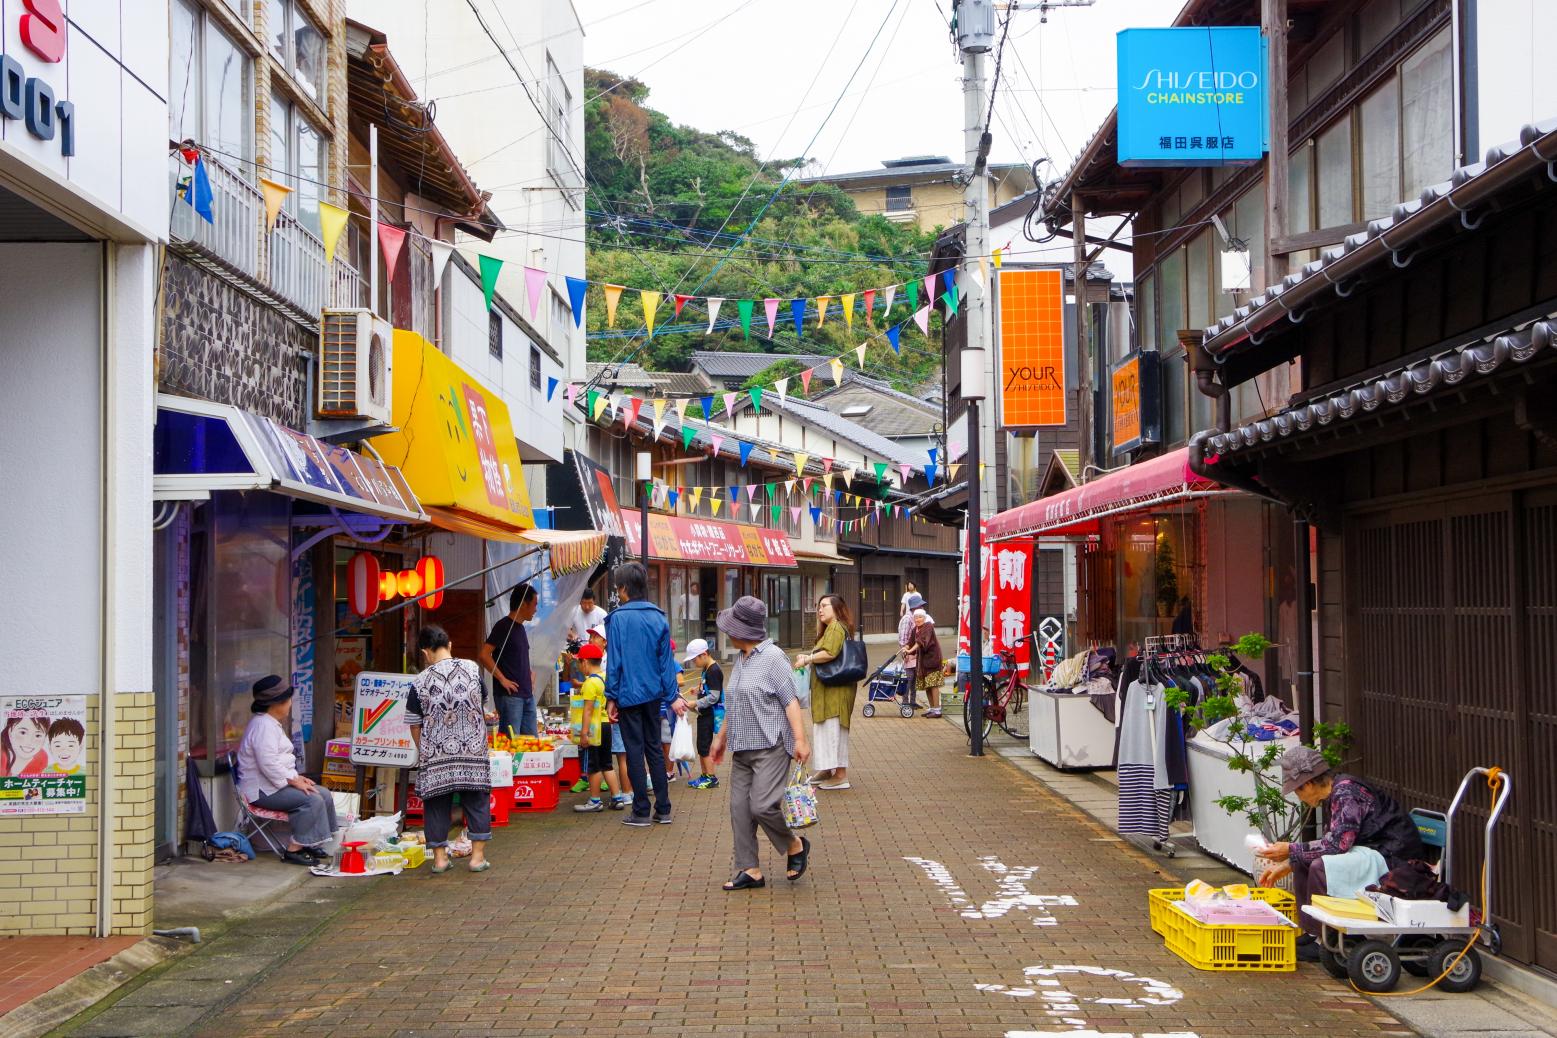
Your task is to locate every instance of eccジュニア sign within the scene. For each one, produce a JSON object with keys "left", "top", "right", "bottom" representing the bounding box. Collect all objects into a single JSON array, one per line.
[
  {"left": 1, "top": 0, "right": 77, "bottom": 156},
  {"left": 1116, "top": 26, "right": 1266, "bottom": 167}
]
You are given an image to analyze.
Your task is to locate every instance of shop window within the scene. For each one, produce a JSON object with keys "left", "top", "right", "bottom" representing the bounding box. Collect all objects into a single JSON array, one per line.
[
  {"left": 1137, "top": 275, "right": 1156, "bottom": 351},
  {"left": 1161, "top": 348, "right": 1188, "bottom": 447},
  {"left": 886, "top": 185, "right": 913, "bottom": 212},
  {"left": 1316, "top": 118, "right": 1354, "bottom": 230},
  {"left": 1186, "top": 229, "right": 1213, "bottom": 332},
  {"left": 1401, "top": 28, "right": 1454, "bottom": 198},
  {"left": 1355, "top": 0, "right": 1401, "bottom": 58},
  {"left": 268, "top": 0, "right": 327, "bottom": 103},
  {"left": 1306, "top": 30, "right": 1347, "bottom": 101},
  {"left": 489, "top": 310, "right": 503, "bottom": 359},
  {"left": 1156, "top": 249, "right": 1185, "bottom": 349},
  {"left": 1360, "top": 78, "right": 1402, "bottom": 221},
  {"left": 268, "top": 90, "right": 323, "bottom": 233},
  {"left": 171, "top": 0, "right": 254, "bottom": 168},
  {"left": 1288, "top": 144, "right": 1314, "bottom": 234}
]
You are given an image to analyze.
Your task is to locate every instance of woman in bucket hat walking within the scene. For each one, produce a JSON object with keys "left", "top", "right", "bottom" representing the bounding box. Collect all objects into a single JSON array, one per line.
[{"left": 709, "top": 596, "right": 811, "bottom": 890}]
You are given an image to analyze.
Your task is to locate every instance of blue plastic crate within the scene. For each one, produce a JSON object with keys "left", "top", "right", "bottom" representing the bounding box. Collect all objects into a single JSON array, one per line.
[{"left": 955, "top": 653, "right": 1002, "bottom": 673}]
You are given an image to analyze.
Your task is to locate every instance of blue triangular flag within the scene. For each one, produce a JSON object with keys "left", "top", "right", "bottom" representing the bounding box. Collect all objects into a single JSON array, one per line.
[
  {"left": 738, "top": 441, "right": 754, "bottom": 467},
  {"left": 565, "top": 277, "right": 588, "bottom": 327},
  {"left": 927, "top": 463, "right": 938, "bottom": 484},
  {"left": 181, "top": 157, "right": 215, "bottom": 224},
  {"left": 928, "top": 447, "right": 939, "bottom": 464},
  {"left": 886, "top": 325, "right": 901, "bottom": 354},
  {"left": 545, "top": 376, "right": 559, "bottom": 402},
  {"left": 728, "top": 485, "right": 739, "bottom": 503},
  {"left": 700, "top": 396, "right": 712, "bottom": 422},
  {"left": 942, "top": 269, "right": 955, "bottom": 293},
  {"left": 790, "top": 298, "right": 805, "bottom": 338},
  {"left": 834, "top": 490, "right": 843, "bottom": 504},
  {"left": 667, "top": 489, "right": 679, "bottom": 508},
  {"left": 810, "top": 506, "right": 822, "bottom": 524}
]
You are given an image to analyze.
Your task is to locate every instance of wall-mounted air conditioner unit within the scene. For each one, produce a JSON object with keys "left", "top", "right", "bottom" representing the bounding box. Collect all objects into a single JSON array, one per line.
[{"left": 318, "top": 308, "right": 393, "bottom": 425}]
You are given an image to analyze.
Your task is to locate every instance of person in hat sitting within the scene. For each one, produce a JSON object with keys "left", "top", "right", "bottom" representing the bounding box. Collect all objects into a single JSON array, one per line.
[
  {"left": 1258, "top": 745, "right": 1425, "bottom": 959},
  {"left": 235, "top": 676, "right": 338, "bottom": 866}
]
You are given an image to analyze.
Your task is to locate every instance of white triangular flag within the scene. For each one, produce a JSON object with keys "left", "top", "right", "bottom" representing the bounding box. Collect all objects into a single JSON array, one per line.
[
  {"left": 968, "top": 261, "right": 985, "bottom": 292},
  {"left": 855, "top": 343, "right": 867, "bottom": 367},
  {"left": 706, "top": 297, "right": 724, "bottom": 334},
  {"left": 913, "top": 306, "right": 931, "bottom": 335},
  {"left": 775, "top": 377, "right": 789, "bottom": 404},
  {"left": 883, "top": 284, "right": 897, "bottom": 313},
  {"left": 430, "top": 241, "right": 455, "bottom": 283}
]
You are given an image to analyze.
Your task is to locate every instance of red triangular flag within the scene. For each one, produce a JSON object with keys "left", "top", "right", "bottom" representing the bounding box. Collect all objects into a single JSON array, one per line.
[
  {"left": 863, "top": 288, "right": 876, "bottom": 324},
  {"left": 627, "top": 397, "right": 644, "bottom": 427},
  {"left": 800, "top": 368, "right": 814, "bottom": 394},
  {"left": 674, "top": 294, "right": 693, "bottom": 318},
  {"left": 822, "top": 458, "right": 833, "bottom": 474},
  {"left": 378, "top": 223, "right": 408, "bottom": 281}
]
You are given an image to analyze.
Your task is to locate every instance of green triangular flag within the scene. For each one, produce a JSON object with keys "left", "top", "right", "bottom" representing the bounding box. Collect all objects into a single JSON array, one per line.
[
  {"left": 737, "top": 299, "right": 754, "bottom": 340},
  {"left": 886, "top": 503, "right": 895, "bottom": 517},
  {"left": 749, "top": 387, "right": 762, "bottom": 413},
  {"left": 873, "top": 461, "right": 887, "bottom": 481},
  {"left": 682, "top": 425, "right": 697, "bottom": 450},
  {"left": 586, "top": 390, "right": 599, "bottom": 420},
  {"left": 942, "top": 286, "right": 960, "bottom": 316},
  {"left": 770, "top": 504, "right": 781, "bottom": 524},
  {"left": 765, "top": 482, "right": 776, "bottom": 500},
  {"left": 478, "top": 254, "right": 503, "bottom": 311},
  {"left": 906, "top": 280, "right": 919, "bottom": 311}
]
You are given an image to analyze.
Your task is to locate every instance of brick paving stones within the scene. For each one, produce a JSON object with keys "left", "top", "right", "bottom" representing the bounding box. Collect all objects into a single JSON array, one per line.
[{"left": 111, "top": 706, "right": 1411, "bottom": 1037}]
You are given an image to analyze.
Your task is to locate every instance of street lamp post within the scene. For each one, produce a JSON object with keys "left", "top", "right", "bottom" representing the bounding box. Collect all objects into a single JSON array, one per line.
[
  {"left": 963, "top": 346, "right": 987, "bottom": 758},
  {"left": 636, "top": 451, "right": 652, "bottom": 567}
]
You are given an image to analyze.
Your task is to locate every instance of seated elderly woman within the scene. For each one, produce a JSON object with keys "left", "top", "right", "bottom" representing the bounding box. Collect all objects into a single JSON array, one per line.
[
  {"left": 1259, "top": 746, "right": 1424, "bottom": 960},
  {"left": 235, "top": 676, "right": 338, "bottom": 865}
]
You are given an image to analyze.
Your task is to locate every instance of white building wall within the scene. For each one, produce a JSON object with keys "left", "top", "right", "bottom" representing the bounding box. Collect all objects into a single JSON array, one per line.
[
  {"left": 347, "top": 0, "right": 587, "bottom": 394},
  {"left": 1468, "top": 1, "right": 1557, "bottom": 159}
]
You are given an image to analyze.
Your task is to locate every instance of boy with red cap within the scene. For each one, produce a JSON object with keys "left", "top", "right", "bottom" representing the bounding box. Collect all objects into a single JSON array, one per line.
[{"left": 571, "top": 644, "right": 623, "bottom": 812}]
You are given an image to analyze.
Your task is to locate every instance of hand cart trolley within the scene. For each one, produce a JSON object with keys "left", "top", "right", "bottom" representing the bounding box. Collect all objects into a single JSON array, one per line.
[
  {"left": 862, "top": 652, "right": 915, "bottom": 718},
  {"left": 1300, "top": 766, "right": 1512, "bottom": 993}
]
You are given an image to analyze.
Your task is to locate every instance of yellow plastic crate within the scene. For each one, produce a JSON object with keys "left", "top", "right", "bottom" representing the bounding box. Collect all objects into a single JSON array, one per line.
[
  {"left": 1147, "top": 886, "right": 1295, "bottom": 935},
  {"left": 1156, "top": 897, "right": 1296, "bottom": 972}
]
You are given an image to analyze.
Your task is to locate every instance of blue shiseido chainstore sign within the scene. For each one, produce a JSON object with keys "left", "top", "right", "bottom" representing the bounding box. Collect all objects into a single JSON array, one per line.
[{"left": 1117, "top": 26, "right": 1267, "bottom": 167}]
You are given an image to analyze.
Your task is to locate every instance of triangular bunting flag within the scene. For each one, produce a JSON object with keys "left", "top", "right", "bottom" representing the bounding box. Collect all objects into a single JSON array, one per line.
[
  {"left": 722, "top": 392, "right": 737, "bottom": 418},
  {"left": 319, "top": 201, "right": 349, "bottom": 264},
  {"left": 993, "top": 247, "right": 1003, "bottom": 268},
  {"left": 905, "top": 280, "right": 919, "bottom": 312},
  {"left": 711, "top": 498, "right": 723, "bottom": 516},
  {"left": 790, "top": 298, "right": 805, "bottom": 338},
  {"left": 706, "top": 297, "right": 724, "bottom": 334},
  {"left": 738, "top": 441, "right": 754, "bottom": 467},
  {"left": 913, "top": 306, "right": 931, "bottom": 335},
  {"left": 923, "top": 274, "right": 937, "bottom": 306},
  {"left": 589, "top": 391, "right": 606, "bottom": 421},
  {"left": 927, "top": 463, "right": 938, "bottom": 484},
  {"left": 259, "top": 177, "right": 290, "bottom": 231},
  {"left": 949, "top": 463, "right": 962, "bottom": 480},
  {"left": 822, "top": 458, "right": 833, "bottom": 474},
  {"left": 479, "top": 254, "right": 504, "bottom": 312},
  {"left": 627, "top": 397, "right": 644, "bottom": 427},
  {"left": 770, "top": 504, "right": 782, "bottom": 524},
  {"left": 673, "top": 293, "right": 692, "bottom": 318},
  {"left": 640, "top": 289, "right": 661, "bottom": 336},
  {"left": 841, "top": 293, "right": 855, "bottom": 329},
  {"left": 565, "top": 277, "right": 588, "bottom": 327},
  {"left": 929, "top": 448, "right": 939, "bottom": 464},
  {"left": 745, "top": 484, "right": 758, "bottom": 502},
  {"left": 803, "top": 477, "right": 815, "bottom": 493},
  {"left": 709, "top": 435, "right": 724, "bottom": 456},
  {"left": 863, "top": 288, "right": 876, "bottom": 325},
  {"left": 810, "top": 506, "right": 822, "bottom": 524},
  {"left": 667, "top": 488, "right": 679, "bottom": 508},
  {"left": 886, "top": 325, "right": 901, "bottom": 354},
  {"left": 800, "top": 368, "right": 813, "bottom": 394},
  {"left": 690, "top": 487, "right": 703, "bottom": 510},
  {"left": 750, "top": 501, "right": 762, "bottom": 521},
  {"left": 748, "top": 387, "right": 763, "bottom": 414},
  {"left": 737, "top": 299, "right": 754, "bottom": 340},
  {"left": 883, "top": 284, "right": 897, "bottom": 314},
  {"left": 565, "top": 383, "right": 580, "bottom": 407},
  {"left": 942, "top": 285, "right": 960, "bottom": 316},
  {"left": 899, "top": 463, "right": 911, "bottom": 480},
  {"left": 652, "top": 398, "right": 667, "bottom": 427},
  {"left": 546, "top": 377, "right": 558, "bottom": 402},
  {"left": 700, "top": 396, "right": 713, "bottom": 422},
  {"left": 378, "top": 223, "right": 408, "bottom": 281},
  {"left": 764, "top": 298, "right": 780, "bottom": 338},
  {"left": 791, "top": 506, "right": 802, "bottom": 524},
  {"left": 674, "top": 398, "right": 689, "bottom": 426},
  {"left": 682, "top": 426, "right": 697, "bottom": 450},
  {"left": 873, "top": 462, "right": 887, "bottom": 481},
  {"left": 774, "top": 377, "right": 789, "bottom": 404},
  {"left": 784, "top": 479, "right": 795, "bottom": 494},
  {"left": 942, "top": 269, "right": 956, "bottom": 295},
  {"left": 794, "top": 451, "right": 808, "bottom": 475},
  {"left": 429, "top": 240, "right": 454, "bottom": 284},
  {"left": 855, "top": 343, "right": 867, "bottom": 367},
  {"left": 815, "top": 295, "right": 832, "bottom": 327},
  {"left": 604, "top": 284, "right": 624, "bottom": 327},
  {"left": 522, "top": 266, "right": 546, "bottom": 318},
  {"left": 829, "top": 358, "right": 844, "bottom": 386}
]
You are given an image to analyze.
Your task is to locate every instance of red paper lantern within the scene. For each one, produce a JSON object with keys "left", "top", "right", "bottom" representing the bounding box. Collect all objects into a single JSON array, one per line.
[
  {"left": 416, "top": 555, "right": 445, "bottom": 610},
  {"left": 397, "top": 569, "right": 423, "bottom": 598},
  {"left": 379, "top": 573, "right": 398, "bottom": 601},
  {"left": 346, "top": 552, "right": 380, "bottom": 618}
]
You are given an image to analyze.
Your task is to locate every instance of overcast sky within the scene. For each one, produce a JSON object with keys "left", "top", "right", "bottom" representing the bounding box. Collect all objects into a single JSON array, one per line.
[{"left": 574, "top": 0, "right": 1179, "bottom": 180}]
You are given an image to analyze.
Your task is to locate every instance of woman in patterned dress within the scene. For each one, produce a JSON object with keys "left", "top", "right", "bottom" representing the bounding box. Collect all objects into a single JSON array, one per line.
[{"left": 407, "top": 625, "right": 496, "bottom": 874}]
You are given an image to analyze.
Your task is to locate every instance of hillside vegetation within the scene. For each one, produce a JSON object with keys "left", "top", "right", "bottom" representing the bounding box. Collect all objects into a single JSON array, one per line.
[{"left": 583, "top": 68, "right": 945, "bottom": 391}]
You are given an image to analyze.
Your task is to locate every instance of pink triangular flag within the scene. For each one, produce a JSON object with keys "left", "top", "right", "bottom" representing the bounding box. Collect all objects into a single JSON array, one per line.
[
  {"left": 564, "top": 383, "right": 579, "bottom": 406},
  {"left": 745, "top": 484, "right": 758, "bottom": 501},
  {"left": 378, "top": 222, "right": 407, "bottom": 280},
  {"left": 710, "top": 435, "right": 724, "bottom": 456},
  {"left": 822, "top": 458, "right": 833, "bottom": 474},
  {"left": 803, "top": 477, "right": 815, "bottom": 493},
  {"left": 524, "top": 266, "right": 547, "bottom": 317},
  {"left": 899, "top": 463, "right": 911, "bottom": 481},
  {"left": 923, "top": 274, "right": 936, "bottom": 306},
  {"left": 913, "top": 306, "right": 931, "bottom": 335},
  {"left": 800, "top": 368, "right": 813, "bottom": 393},
  {"left": 764, "top": 298, "right": 780, "bottom": 338},
  {"left": 791, "top": 506, "right": 802, "bottom": 524},
  {"left": 722, "top": 392, "right": 737, "bottom": 417}
]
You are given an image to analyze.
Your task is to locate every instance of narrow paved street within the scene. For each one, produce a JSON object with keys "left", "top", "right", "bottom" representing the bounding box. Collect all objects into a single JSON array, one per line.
[{"left": 68, "top": 708, "right": 1405, "bottom": 1038}]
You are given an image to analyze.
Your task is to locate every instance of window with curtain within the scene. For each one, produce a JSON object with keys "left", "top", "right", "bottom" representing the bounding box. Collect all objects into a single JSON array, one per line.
[
  {"left": 1317, "top": 118, "right": 1354, "bottom": 229},
  {"left": 1360, "top": 78, "right": 1401, "bottom": 220},
  {"left": 268, "top": 93, "right": 323, "bottom": 234},
  {"left": 1401, "top": 27, "right": 1454, "bottom": 198},
  {"left": 1156, "top": 250, "right": 1185, "bottom": 349},
  {"left": 268, "top": 0, "right": 326, "bottom": 102},
  {"left": 1289, "top": 143, "right": 1314, "bottom": 234},
  {"left": 1186, "top": 230, "right": 1213, "bottom": 332}
]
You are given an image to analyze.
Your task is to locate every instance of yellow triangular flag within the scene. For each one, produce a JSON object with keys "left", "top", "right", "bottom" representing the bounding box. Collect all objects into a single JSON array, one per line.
[
  {"left": 653, "top": 398, "right": 668, "bottom": 427},
  {"left": 816, "top": 295, "right": 832, "bottom": 327},
  {"left": 794, "top": 452, "right": 809, "bottom": 475},
  {"left": 259, "top": 177, "right": 291, "bottom": 232},
  {"left": 591, "top": 394, "right": 608, "bottom": 421},
  {"left": 830, "top": 358, "right": 844, "bottom": 385},
  {"left": 674, "top": 398, "right": 689, "bottom": 426},
  {"left": 980, "top": 462, "right": 987, "bottom": 478},
  {"left": 711, "top": 497, "right": 723, "bottom": 516},
  {"left": 319, "top": 202, "right": 349, "bottom": 265},
  {"left": 993, "top": 248, "right": 1003, "bottom": 268},
  {"left": 641, "top": 290, "right": 661, "bottom": 337},
  {"left": 855, "top": 343, "right": 867, "bottom": 367},
  {"left": 949, "top": 464, "right": 962, "bottom": 480},
  {"left": 690, "top": 487, "right": 703, "bottom": 510},
  {"left": 604, "top": 285, "right": 625, "bottom": 328},
  {"left": 841, "top": 293, "right": 855, "bottom": 329}
]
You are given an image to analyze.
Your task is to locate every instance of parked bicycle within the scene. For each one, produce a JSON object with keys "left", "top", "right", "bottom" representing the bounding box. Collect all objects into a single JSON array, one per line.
[{"left": 963, "top": 641, "right": 1032, "bottom": 742}]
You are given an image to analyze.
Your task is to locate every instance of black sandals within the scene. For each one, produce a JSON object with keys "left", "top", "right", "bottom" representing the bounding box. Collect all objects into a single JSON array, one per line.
[{"left": 786, "top": 836, "right": 811, "bottom": 881}]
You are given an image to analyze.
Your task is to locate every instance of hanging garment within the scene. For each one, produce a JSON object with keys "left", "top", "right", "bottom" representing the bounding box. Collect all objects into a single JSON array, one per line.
[{"left": 1117, "top": 675, "right": 1173, "bottom": 839}]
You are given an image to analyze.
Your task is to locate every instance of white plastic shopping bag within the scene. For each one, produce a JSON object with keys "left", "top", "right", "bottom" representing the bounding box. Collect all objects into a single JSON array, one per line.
[
  {"left": 669, "top": 715, "right": 697, "bottom": 762},
  {"left": 792, "top": 667, "right": 811, "bottom": 710}
]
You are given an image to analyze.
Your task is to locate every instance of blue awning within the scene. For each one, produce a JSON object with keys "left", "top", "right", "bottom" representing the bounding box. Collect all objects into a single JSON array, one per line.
[{"left": 153, "top": 394, "right": 426, "bottom": 523}]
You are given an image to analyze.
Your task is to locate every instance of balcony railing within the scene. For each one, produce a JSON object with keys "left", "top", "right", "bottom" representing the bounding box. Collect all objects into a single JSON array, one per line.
[
  {"left": 170, "top": 152, "right": 260, "bottom": 280},
  {"left": 331, "top": 257, "right": 368, "bottom": 310},
  {"left": 269, "top": 208, "right": 326, "bottom": 316}
]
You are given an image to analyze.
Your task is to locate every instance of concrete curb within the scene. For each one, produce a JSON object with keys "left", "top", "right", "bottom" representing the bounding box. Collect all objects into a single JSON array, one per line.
[{"left": 0, "top": 938, "right": 183, "bottom": 1038}]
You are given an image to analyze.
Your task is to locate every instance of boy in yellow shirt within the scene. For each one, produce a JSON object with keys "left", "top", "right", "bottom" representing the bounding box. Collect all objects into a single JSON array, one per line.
[{"left": 571, "top": 644, "right": 623, "bottom": 812}]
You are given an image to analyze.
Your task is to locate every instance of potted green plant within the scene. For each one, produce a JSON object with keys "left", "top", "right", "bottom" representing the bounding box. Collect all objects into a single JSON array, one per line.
[{"left": 1164, "top": 633, "right": 1351, "bottom": 883}]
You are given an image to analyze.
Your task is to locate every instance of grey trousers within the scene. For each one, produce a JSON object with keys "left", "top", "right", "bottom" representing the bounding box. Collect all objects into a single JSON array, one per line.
[
  {"left": 730, "top": 744, "right": 796, "bottom": 872},
  {"left": 252, "top": 785, "right": 339, "bottom": 847}
]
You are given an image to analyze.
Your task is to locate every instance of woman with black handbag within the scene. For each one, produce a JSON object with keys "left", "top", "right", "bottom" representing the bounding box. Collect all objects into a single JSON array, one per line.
[{"left": 796, "top": 594, "right": 865, "bottom": 790}]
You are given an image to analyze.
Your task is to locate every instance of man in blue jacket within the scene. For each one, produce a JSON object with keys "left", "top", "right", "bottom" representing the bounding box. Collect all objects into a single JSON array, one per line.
[{"left": 605, "top": 561, "right": 685, "bottom": 826}]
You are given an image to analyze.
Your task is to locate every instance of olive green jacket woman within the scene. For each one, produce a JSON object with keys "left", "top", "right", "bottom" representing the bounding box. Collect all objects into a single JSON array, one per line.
[{"left": 809, "top": 620, "right": 857, "bottom": 728}]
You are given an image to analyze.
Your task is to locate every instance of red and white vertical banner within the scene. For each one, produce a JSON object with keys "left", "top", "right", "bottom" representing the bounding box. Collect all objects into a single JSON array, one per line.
[
  {"left": 989, "top": 540, "right": 1034, "bottom": 673},
  {"left": 956, "top": 520, "right": 993, "bottom": 657}
]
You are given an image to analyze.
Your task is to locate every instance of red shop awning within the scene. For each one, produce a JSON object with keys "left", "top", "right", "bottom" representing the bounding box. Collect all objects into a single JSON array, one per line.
[
  {"left": 985, "top": 447, "right": 1231, "bottom": 541},
  {"left": 618, "top": 510, "right": 798, "bottom": 568}
]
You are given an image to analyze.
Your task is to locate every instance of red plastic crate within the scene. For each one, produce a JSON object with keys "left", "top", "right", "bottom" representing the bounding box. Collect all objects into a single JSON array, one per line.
[
  {"left": 489, "top": 785, "right": 512, "bottom": 827},
  {"left": 512, "top": 775, "right": 559, "bottom": 812},
  {"left": 556, "top": 756, "right": 581, "bottom": 787}
]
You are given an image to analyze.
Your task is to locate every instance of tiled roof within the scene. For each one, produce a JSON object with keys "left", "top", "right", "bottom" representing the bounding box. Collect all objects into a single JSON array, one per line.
[
  {"left": 809, "top": 380, "right": 940, "bottom": 439},
  {"left": 646, "top": 371, "right": 713, "bottom": 396},
  {"left": 585, "top": 362, "right": 656, "bottom": 390},
  {"left": 689, "top": 351, "right": 831, "bottom": 381},
  {"left": 794, "top": 161, "right": 1027, "bottom": 187},
  {"left": 762, "top": 395, "right": 922, "bottom": 468},
  {"left": 1203, "top": 118, "right": 1557, "bottom": 358}
]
